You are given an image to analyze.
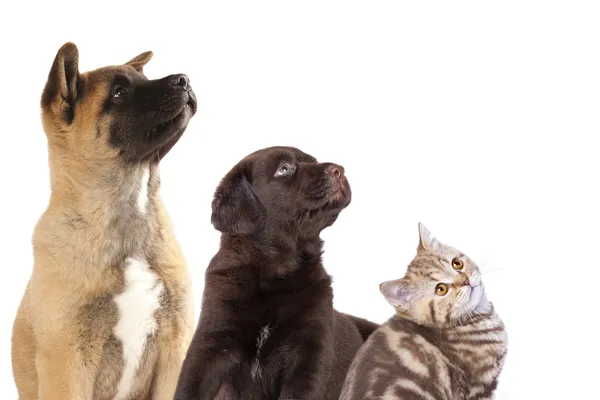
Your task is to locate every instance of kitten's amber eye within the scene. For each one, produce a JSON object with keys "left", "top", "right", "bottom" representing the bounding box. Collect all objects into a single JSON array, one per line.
[
  {"left": 452, "top": 258, "right": 464, "bottom": 271},
  {"left": 435, "top": 283, "right": 448, "bottom": 296}
]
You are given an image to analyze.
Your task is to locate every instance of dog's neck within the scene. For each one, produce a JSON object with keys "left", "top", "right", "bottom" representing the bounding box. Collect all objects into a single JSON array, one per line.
[
  {"left": 48, "top": 158, "right": 162, "bottom": 266},
  {"left": 228, "top": 226, "right": 325, "bottom": 276},
  {"left": 51, "top": 160, "right": 157, "bottom": 209}
]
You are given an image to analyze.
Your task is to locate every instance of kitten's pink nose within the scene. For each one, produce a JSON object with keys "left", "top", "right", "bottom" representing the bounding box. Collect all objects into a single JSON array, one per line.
[{"left": 462, "top": 276, "right": 471, "bottom": 287}]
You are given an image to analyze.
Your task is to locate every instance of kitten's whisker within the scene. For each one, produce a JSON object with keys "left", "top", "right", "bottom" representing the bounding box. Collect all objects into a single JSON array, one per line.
[{"left": 481, "top": 268, "right": 505, "bottom": 276}]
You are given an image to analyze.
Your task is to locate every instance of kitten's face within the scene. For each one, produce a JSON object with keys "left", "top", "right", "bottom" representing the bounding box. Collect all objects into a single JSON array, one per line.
[{"left": 380, "top": 223, "right": 487, "bottom": 326}]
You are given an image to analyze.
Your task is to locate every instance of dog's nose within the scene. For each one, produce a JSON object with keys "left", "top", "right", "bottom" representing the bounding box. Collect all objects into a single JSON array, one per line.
[
  {"left": 169, "top": 74, "right": 190, "bottom": 90},
  {"left": 326, "top": 164, "right": 344, "bottom": 179}
]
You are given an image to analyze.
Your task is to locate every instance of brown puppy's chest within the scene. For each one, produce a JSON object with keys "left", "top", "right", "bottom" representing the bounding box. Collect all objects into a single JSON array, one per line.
[{"left": 212, "top": 268, "right": 333, "bottom": 398}]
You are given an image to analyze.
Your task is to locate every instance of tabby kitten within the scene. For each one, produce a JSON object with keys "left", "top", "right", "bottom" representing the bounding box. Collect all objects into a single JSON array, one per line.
[{"left": 339, "top": 223, "right": 507, "bottom": 400}]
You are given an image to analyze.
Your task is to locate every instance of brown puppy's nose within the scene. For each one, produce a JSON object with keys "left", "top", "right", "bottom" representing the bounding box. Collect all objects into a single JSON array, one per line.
[
  {"left": 169, "top": 74, "right": 190, "bottom": 91},
  {"left": 462, "top": 276, "right": 470, "bottom": 287},
  {"left": 326, "top": 164, "right": 345, "bottom": 179}
]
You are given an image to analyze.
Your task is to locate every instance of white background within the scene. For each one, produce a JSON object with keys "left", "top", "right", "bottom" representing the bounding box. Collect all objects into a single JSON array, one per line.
[{"left": 1, "top": 1, "right": 599, "bottom": 398}]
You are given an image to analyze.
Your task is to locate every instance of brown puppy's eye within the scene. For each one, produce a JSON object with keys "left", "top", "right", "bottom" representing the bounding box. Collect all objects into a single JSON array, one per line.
[
  {"left": 275, "top": 163, "right": 294, "bottom": 177},
  {"left": 435, "top": 283, "right": 448, "bottom": 296},
  {"left": 452, "top": 257, "right": 464, "bottom": 271}
]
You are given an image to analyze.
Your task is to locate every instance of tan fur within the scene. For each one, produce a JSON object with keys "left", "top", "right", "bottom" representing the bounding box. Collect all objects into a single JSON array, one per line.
[
  {"left": 340, "top": 224, "right": 507, "bottom": 400},
  {"left": 12, "top": 43, "right": 194, "bottom": 400}
]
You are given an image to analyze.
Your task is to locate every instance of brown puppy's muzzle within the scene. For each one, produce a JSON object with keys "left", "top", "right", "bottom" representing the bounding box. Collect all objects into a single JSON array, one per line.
[
  {"left": 325, "top": 164, "right": 347, "bottom": 196},
  {"left": 304, "top": 162, "right": 352, "bottom": 213},
  {"left": 325, "top": 163, "right": 349, "bottom": 201}
]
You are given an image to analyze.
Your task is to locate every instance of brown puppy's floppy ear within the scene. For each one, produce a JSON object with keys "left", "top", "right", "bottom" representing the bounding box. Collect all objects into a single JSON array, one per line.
[
  {"left": 125, "top": 51, "right": 153, "bottom": 73},
  {"left": 211, "top": 165, "right": 266, "bottom": 235},
  {"left": 41, "top": 42, "right": 80, "bottom": 122}
]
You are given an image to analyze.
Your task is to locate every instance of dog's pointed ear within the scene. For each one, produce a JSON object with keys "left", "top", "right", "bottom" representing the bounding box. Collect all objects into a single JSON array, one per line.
[
  {"left": 125, "top": 51, "right": 153, "bottom": 73},
  {"left": 211, "top": 165, "right": 266, "bottom": 235},
  {"left": 41, "top": 42, "right": 80, "bottom": 121}
]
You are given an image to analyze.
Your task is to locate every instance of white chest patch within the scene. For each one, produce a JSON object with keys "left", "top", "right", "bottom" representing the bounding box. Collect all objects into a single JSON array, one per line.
[
  {"left": 251, "top": 324, "right": 271, "bottom": 380},
  {"left": 113, "top": 257, "right": 163, "bottom": 400},
  {"left": 137, "top": 168, "right": 150, "bottom": 214}
]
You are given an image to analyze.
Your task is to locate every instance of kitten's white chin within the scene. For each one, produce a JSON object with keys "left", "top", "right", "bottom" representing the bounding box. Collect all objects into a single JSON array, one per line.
[{"left": 464, "top": 284, "right": 490, "bottom": 314}]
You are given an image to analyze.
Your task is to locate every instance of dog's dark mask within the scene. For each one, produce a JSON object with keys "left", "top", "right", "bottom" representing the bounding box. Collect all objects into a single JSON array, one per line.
[
  {"left": 104, "top": 67, "right": 198, "bottom": 162},
  {"left": 41, "top": 42, "right": 197, "bottom": 163},
  {"left": 211, "top": 146, "right": 352, "bottom": 239}
]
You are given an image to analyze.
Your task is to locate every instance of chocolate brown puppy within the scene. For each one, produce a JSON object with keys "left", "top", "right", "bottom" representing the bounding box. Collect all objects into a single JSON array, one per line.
[
  {"left": 175, "top": 146, "right": 378, "bottom": 400},
  {"left": 11, "top": 43, "right": 197, "bottom": 399}
]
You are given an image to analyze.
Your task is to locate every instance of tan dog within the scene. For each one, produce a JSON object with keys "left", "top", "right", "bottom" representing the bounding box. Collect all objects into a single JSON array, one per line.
[{"left": 11, "top": 42, "right": 197, "bottom": 400}]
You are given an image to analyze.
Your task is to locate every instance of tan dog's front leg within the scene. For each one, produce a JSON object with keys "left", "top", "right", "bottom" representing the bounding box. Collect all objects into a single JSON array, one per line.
[
  {"left": 12, "top": 303, "right": 38, "bottom": 400},
  {"left": 35, "top": 337, "right": 94, "bottom": 400},
  {"left": 151, "top": 324, "right": 193, "bottom": 400}
]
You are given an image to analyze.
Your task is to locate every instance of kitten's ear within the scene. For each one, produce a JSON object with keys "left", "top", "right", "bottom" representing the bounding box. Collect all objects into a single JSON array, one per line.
[
  {"left": 380, "top": 279, "right": 412, "bottom": 310},
  {"left": 211, "top": 164, "right": 266, "bottom": 235},
  {"left": 125, "top": 51, "right": 153, "bottom": 73},
  {"left": 418, "top": 222, "right": 444, "bottom": 252},
  {"left": 41, "top": 42, "right": 80, "bottom": 121}
]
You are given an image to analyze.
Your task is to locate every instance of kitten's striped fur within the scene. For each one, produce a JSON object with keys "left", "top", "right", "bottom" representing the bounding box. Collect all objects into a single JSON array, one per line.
[{"left": 340, "top": 224, "right": 507, "bottom": 400}]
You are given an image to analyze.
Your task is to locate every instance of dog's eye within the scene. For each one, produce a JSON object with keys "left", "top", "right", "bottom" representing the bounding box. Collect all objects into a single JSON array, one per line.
[
  {"left": 113, "top": 86, "right": 127, "bottom": 99},
  {"left": 275, "top": 163, "right": 294, "bottom": 177}
]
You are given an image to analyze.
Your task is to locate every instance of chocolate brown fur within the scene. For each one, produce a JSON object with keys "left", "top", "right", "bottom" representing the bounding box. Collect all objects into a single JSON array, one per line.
[
  {"left": 11, "top": 42, "right": 197, "bottom": 400},
  {"left": 175, "top": 146, "right": 378, "bottom": 400}
]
